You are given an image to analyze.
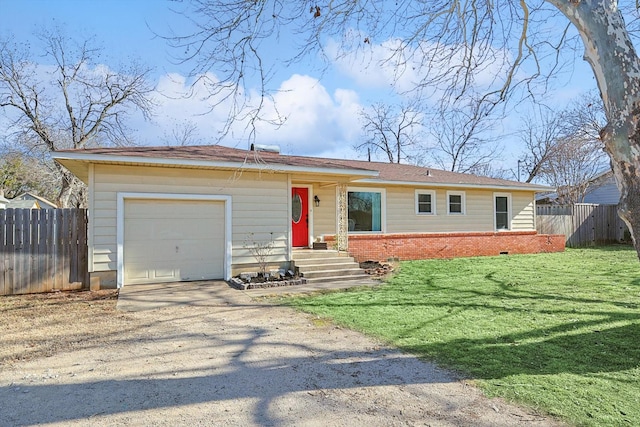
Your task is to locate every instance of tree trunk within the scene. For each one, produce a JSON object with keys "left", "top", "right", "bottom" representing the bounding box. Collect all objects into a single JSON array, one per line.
[
  {"left": 548, "top": 0, "right": 640, "bottom": 257},
  {"left": 604, "top": 108, "right": 640, "bottom": 259},
  {"left": 55, "top": 165, "right": 86, "bottom": 208},
  {"left": 57, "top": 167, "right": 73, "bottom": 208}
]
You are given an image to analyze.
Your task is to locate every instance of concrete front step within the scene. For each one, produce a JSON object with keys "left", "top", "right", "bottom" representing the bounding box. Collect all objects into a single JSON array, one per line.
[
  {"left": 292, "top": 248, "right": 369, "bottom": 282},
  {"left": 304, "top": 274, "right": 372, "bottom": 284},
  {"left": 291, "top": 249, "right": 349, "bottom": 260},
  {"left": 293, "top": 262, "right": 361, "bottom": 272},
  {"left": 299, "top": 268, "right": 367, "bottom": 280},
  {"left": 293, "top": 257, "right": 358, "bottom": 266}
]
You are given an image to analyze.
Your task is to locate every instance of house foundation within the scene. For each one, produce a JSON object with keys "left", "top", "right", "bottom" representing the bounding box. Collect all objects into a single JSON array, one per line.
[{"left": 324, "top": 231, "right": 565, "bottom": 262}]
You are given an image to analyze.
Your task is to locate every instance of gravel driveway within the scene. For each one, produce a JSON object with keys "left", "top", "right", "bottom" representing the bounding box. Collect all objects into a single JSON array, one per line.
[{"left": 0, "top": 282, "right": 563, "bottom": 426}]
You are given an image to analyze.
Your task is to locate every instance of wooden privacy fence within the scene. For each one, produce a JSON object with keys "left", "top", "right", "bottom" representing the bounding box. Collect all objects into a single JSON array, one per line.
[
  {"left": 537, "top": 204, "right": 629, "bottom": 247},
  {"left": 1, "top": 208, "right": 88, "bottom": 295}
]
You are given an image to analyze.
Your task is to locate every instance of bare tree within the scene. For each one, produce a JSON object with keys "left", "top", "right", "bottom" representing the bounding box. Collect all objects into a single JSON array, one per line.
[
  {"left": 424, "top": 99, "right": 502, "bottom": 174},
  {"left": 0, "top": 28, "right": 155, "bottom": 207},
  {"left": 356, "top": 102, "right": 422, "bottom": 163},
  {"left": 560, "top": 91, "right": 607, "bottom": 145},
  {"left": 518, "top": 93, "right": 607, "bottom": 190},
  {"left": 170, "top": 1, "right": 640, "bottom": 257},
  {"left": 161, "top": 120, "right": 203, "bottom": 146},
  {"left": 541, "top": 135, "right": 608, "bottom": 204},
  {"left": 518, "top": 111, "right": 565, "bottom": 183},
  {"left": 467, "top": 164, "right": 512, "bottom": 180}
]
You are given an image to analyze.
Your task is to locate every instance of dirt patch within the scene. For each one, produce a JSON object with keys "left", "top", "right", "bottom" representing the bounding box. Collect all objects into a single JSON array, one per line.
[
  {"left": 0, "top": 290, "right": 123, "bottom": 365},
  {"left": 0, "top": 287, "right": 565, "bottom": 426}
]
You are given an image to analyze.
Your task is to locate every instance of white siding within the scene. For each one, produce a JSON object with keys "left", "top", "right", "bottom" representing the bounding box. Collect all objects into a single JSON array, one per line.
[{"left": 90, "top": 164, "right": 288, "bottom": 273}]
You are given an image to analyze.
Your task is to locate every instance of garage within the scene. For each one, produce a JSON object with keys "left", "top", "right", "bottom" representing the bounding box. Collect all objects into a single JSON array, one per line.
[{"left": 122, "top": 198, "right": 226, "bottom": 285}]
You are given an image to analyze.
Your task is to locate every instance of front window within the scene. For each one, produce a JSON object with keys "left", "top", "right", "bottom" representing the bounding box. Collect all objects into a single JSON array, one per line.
[
  {"left": 348, "top": 190, "right": 382, "bottom": 231},
  {"left": 447, "top": 191, "right": 465, "bottom": 215}
]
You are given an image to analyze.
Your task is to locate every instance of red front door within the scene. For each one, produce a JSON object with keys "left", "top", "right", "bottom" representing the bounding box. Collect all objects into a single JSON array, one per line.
[{"left": 292, "top": 187, "right": 309, "bottom": 247}]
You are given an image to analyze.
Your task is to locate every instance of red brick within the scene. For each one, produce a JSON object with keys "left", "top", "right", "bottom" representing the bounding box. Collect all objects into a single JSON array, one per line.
[{"left": 324, "top": 232, "right": 565, "bottom": 262}]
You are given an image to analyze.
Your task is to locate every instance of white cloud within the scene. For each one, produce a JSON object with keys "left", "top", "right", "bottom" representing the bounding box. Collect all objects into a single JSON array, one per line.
[
  {"left": 251, "top": 74, "right": 362, "bottom": 157},
  {"left": 140, "top": 72, "right": 365, "bottom": 159}
]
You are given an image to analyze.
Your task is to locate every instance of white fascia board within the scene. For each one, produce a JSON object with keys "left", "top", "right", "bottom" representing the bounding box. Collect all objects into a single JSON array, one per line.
[
  {"left": 52, "top": 152, "right": 379, "bottom": 178},
  {"left": 353, "top": 178, "right": 553, "bottom": 192}
]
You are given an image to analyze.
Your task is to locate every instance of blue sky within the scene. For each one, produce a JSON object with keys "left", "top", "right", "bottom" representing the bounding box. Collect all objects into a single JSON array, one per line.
[{"left": 0, "top": 0, "right": 599, "bottom": 175}]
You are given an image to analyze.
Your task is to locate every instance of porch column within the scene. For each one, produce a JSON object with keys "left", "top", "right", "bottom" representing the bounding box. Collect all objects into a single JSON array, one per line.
[{"left": 336, "top": 183, "right": 348, "bottom": 251}]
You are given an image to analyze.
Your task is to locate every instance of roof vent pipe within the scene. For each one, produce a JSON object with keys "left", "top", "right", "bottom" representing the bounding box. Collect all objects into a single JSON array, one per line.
[{"left": 250, "top": 143, "right": 280, "bottom": 154}]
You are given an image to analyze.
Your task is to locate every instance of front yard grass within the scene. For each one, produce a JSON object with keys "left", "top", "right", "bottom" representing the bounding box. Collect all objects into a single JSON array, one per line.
[{"left": 286, "top": 246, "right": 640, "bottom": 426}]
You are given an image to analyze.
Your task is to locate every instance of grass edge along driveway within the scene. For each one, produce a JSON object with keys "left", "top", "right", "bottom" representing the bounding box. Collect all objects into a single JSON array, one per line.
[{"left": 285, "top": 246, "right": 640, "bottom": 427}]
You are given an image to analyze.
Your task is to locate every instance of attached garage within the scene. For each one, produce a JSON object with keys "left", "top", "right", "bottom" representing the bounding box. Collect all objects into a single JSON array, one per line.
[{"left": 117, "top": 193, "right": 232, "bottom": 287}]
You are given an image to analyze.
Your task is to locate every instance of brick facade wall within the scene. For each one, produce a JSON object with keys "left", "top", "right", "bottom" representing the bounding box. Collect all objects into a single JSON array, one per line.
[{"left": 324, "top": 231, "right": 565, "bottom": 262}]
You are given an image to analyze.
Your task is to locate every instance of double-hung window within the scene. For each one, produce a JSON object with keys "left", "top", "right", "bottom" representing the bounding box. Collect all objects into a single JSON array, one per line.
[
  {"left": 447, "top": 191, "right": 465, "bottom": 215},
  {"left": 415, "top": 190, "right": 436, "bottom": 215},
  {"left": 494, "top": 193, "right": 511, "bottom": 230}
]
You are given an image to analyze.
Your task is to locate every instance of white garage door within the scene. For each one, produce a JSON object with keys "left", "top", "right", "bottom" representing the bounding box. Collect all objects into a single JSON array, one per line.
[{"left": 124, "top": 199, "right": 225, "bottom": 285}]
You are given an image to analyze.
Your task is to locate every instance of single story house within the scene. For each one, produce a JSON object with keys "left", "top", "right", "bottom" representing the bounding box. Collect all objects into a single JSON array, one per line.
[
  {"left": 53, "top": 144, "right": 564, "bottom": 289},
  {"left": 582, "top": 171, "right": 619, "bottom": 205},
  {"left": 536, "top": 170, "right": 620, "bottom": 205},
  {"left": 0, "top": 193, "right": 57, "bottom": 209},
  {"left": 0, "top": 192, "right": 57, "bottom": 210},
  {"left": 2, "top": 199, "right": 41, "bottom": 209},
  {"left": 12, "top": 192, "right": 58, "bottom": 209}
]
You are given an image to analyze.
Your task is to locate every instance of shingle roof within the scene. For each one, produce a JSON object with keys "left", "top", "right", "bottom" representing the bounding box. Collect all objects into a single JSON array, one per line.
[
  {"left": 15, "top": 192, "right": 58, "bottom": 208},
  {"left": 6, "top": 200, "right": 39, "bottom": 209},
  {"left": 54, "top": 144, "right": 550, "bottom": 190},
  {"left": 56, "top": 144, "right": 373, "bottom": 172},
  {"left": 328, "top": 158, "right": 529, "bottom": 187}
]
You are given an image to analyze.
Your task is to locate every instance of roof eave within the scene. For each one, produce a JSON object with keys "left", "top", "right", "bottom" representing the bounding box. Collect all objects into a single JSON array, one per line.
[
  {"left": 353, "top": 178, "right": 554, "bottom": 192},
  {"left": 52, "top": 152, "right": 380, "bottom": 180}
]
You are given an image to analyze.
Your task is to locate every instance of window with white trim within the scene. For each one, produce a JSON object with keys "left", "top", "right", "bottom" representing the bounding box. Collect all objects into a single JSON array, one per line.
[
  {"left": 347, "top": 188, "right": 385, "bottom": 232},
  {"left": 447, "top": 191, "right": 465, "bottom": 215},
  {"left": 415, "top": 190, "right": 436, "bottom": 215},
  {"left": 494, "top": 193, "right": 511, "bottom": 230}
]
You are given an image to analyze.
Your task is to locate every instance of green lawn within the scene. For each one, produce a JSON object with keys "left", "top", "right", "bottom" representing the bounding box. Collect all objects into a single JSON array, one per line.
[{"left": 286, "top": 246, "right": 640, "bottom": 426}]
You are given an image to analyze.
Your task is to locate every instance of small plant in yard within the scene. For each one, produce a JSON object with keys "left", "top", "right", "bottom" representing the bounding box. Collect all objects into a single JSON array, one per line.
[
  {"left": 243, "top": 232, "right": 276, "bottom": 277},
  {"left": 285, "top": 246, "right": 640, "bottom": 427}
]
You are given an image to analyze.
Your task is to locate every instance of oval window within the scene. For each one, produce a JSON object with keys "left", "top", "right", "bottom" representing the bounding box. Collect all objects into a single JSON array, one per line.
[{"left": 292, "top": 194, "right": 303, "bottom": 223}]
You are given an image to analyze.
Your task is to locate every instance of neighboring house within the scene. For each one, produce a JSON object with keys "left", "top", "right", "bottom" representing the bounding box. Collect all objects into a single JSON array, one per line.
[
  {"left": 0, "top": 192, "right": 57, "bottom": 210},
  {"left": 0, "top": 192, "right": 9, "bottom": 209},
  {"left": 53, "top": 144, "right": 564, "bottom": 289},
  {"left": 12, "top": 192, "right": 58, "bottom": 209},
  {"left": 582, "top": 170, "right": 620, "bottom": 205},
  {"left": 4, "top": 199, "right": 41, "bottom": 209},
  {"left": 536, "top": 170, "right": 620, "bottom": 206},
  {"left": 535, "top": 192, "right": 559, "bottom": 205}
]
